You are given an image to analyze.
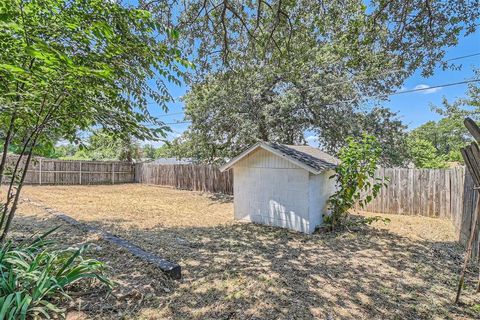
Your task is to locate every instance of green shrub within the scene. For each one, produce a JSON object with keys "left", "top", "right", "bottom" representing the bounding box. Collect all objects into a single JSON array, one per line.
[
  {"left": 0, "top": 228, "right": 112, "bottom": 319},
  {"left": 325, "top": 134, "right": 387, "bottom": 230}
]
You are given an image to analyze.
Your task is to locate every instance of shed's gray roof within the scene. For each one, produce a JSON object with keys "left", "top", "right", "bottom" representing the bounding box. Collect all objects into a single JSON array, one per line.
[
  {"left": 266, "top": 143, "right": 339, "bottom": 172},
  {"left": 220, "top": 141, "right": 338, "bottom": 174}
]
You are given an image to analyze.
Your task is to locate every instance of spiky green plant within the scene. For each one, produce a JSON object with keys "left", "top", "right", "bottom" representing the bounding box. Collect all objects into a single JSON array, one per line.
[{"left": 0, "top": 228, "right": 112, "bottom": 319}]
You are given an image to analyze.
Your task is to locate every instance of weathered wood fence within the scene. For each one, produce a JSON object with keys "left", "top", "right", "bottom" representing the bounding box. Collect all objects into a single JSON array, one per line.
[
  {"left": 135, "top": 163, "right": 233, "bottom": 194},
  {"left": 9, "top": 158, "right": 476, "bottom": 237},
  {"left": 5, "top": 156, "right": 135, "bottom": 185},
  {"left": 359, "top": 167, "right": 466, "bottom": 223},
  {"left": 136, "top": 165, "right": 475, "bottom": 236},
  {"left": 357, "top": 167, "right": 479, "bottom": 256}
]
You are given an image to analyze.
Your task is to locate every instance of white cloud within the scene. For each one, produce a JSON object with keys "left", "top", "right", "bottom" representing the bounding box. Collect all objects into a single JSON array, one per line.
[{"left": 413, "top": 84, "right": 441, "bottom": 94}]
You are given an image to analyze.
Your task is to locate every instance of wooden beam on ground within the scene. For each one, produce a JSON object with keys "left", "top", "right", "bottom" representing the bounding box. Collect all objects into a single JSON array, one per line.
[{"left": 26, "top": 199, "right": 182, "bottom": 280}]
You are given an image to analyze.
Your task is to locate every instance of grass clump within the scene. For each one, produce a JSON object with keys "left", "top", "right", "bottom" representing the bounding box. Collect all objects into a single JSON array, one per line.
[{"left": 0, "top": 228, "right": 112, "bottom": 319}]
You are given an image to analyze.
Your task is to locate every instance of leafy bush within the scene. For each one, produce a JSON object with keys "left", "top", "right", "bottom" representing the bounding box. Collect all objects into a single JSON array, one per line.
[
  {"left": 325, "top": 134, "right": 388, "bottom": 230},
  {"left": 407, "top": 138, "right": 448, "bottom": 168},
  {"left": 0, "top": 228, "right": 112, "bottom": 319}
]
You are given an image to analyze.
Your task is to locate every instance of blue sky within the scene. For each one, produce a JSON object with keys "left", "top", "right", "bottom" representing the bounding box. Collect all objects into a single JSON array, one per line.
[
  {"left": 386, "top": 30, "right": 480, "bottom": 129},
  {"left": 149, "top": 29, "right": 480, "bottom": 146}
]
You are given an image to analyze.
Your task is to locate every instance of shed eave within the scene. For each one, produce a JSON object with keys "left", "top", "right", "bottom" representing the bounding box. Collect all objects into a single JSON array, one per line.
[
  {"left": 219, "top": 142, "right": 263, "bottom": 172},
  {"left": 219, "top": 142, "right": 323, "bottom": 175}
]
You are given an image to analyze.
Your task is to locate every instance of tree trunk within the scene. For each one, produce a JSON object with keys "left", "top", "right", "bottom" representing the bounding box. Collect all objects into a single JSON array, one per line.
[
  {"left": 0, "top": 140, "right": 37, "bottom": 242},
  {"left": 0, "top": 113, "right": 16, "bottom": 185}
]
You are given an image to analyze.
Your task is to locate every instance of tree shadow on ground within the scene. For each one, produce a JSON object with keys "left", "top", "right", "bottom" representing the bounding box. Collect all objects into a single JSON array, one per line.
[
  {"left": 10, "top": 213, "right": 178, "bottom": 320},
  {"left": 11, "top": 207, "right": 480, "bottom": 320},
  {"left": 62, "top": 219, "right": 480, "bottom": 318}
]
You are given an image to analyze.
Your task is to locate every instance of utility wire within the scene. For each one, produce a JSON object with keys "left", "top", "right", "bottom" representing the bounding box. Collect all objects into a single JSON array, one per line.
[
  {"left": 230, "top": 51, "right": 480, "bottom": 89},
  {"left": 156, "top": 77, "right": 480, "bottom": 127},
  {"left": 147, "top": 51, "right": 480, "bottom": 116},
  {"left": 445, "top": 52, "right": 480, "bottom": 61},
  {"left": 389, "top": 79, "right": 478, "bottom": 96},
  {"left": 295, "top": 78, "right": 480, "bottom": 106}
]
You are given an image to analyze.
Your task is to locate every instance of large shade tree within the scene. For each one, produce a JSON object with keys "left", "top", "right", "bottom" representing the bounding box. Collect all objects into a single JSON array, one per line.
[
  {"left": 143, "top": 0, "right": 479, "bottom": 77},
  {"left": 179, "top": 73, "right": 408, "bottom": 165},
  {"left": 0, "top": 0, "right": 188, "bottom": 240},
  {"left": 142, "top": 0, "right": 478, "bottom": 165}
]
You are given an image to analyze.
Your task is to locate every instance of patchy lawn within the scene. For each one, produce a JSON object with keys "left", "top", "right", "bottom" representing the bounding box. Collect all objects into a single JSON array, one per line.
[
  {"left": 10, "top": 202, "right": 175, "bottom": 320},
  {"left": 13, "top": 184, "right": 480, "bottom": 319}
]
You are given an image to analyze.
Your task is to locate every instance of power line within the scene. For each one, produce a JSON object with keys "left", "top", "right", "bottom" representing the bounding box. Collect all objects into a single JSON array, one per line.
[
  {"left": 264, "top": 51, "right": 480, "bottom": 95},
  {"left": 146, "top": 51, "right": 480, "bottom": 118},
  {"left": 445, "top": 52, "right": 480, "bottom": 61},
  {"left": 389, "top": 79, "right": 478, "bottom": 96},
  {"left": 155, "top": 111, "right": 185, "bottom": 118},
  {"left": 231, "top": 51, "right": 480, "bottom": 88},
  {"left": 149, "top": 78, "right": 479, "bottom": 128},
  {"left": 144, "top": 52, "right": 480, "bottom": 124},
  {"left": 153, "top": 72, "right": 472, "bottom": 118},
  {"left": 301, "top": 78, "right": 480, "bottom": 106}
]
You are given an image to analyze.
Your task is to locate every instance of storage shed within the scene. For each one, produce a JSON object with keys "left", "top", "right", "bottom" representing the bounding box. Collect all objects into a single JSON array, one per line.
[{"left": 220, "top": 142, "right": 339, "bottom": 234}]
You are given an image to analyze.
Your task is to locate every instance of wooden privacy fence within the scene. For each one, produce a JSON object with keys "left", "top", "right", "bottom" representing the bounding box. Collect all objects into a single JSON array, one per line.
[
  {"left": 359, "top": 167, "right": 466, "bottom": 222},
  {"left": 357, "top": 167, "right": 479, "bottom": 251},
  {"left": 135, "top": 163, "right": 233, "bottom": 194},
  {"left": 5, "top": 156, "right": 135, "bottom": 185},
  {"left": 137, "top": 165, "right": 474, "bottom": 236}
]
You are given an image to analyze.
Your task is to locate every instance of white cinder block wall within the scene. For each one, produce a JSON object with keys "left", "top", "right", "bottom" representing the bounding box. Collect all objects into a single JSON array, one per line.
[{"left": 233, "top": 148, "right": 335, "bottom": 233}]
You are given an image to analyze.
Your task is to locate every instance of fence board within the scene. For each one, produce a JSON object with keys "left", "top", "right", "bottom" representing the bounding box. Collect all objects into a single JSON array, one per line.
[
  {"left": 359, "top": 167, "right": 464, "bottom": 224},
  {"left": 136, "top": 163, "right": 233, "bottom": 194},
  {"left": 3, "top": 155, "right": 135, "bottom": 185}
]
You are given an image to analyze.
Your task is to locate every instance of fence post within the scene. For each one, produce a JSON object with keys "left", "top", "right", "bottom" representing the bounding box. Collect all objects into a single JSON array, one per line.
[
  {"left": 79, "top": 161, "right": 82, "bottom": 185},
  {"left": 134, "top": 163, "right": 142, "bottom": 183},
  {"left": 133, "top": 163, "right": 136, "bottom": 183},
  {"left": 38, "top": 158, "right": 42, "bottom": 185},
  {"left": 112, "top": 163, "right": 115, "bottom": 184}
]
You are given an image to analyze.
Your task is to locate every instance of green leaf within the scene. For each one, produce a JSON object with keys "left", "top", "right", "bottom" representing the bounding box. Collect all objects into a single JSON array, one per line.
[{"left": 0, "top": 64, "right": 27, "bottom": 74}]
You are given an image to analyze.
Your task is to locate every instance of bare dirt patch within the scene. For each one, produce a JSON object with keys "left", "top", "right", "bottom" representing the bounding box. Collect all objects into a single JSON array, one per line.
[{"left": 14, "top": 185, "right": 480, "bottom": 319}]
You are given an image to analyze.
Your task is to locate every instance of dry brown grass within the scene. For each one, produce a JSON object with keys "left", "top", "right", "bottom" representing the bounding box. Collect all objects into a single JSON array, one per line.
[
  {"left": 22, "top": 184, "right": 233, "bottom": 229},
  {"left": 10, "top": 202, "right": 176, "bottom": 319},
  {"left": 12, "top": 185, "right": 480, "bottom": 319}
]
